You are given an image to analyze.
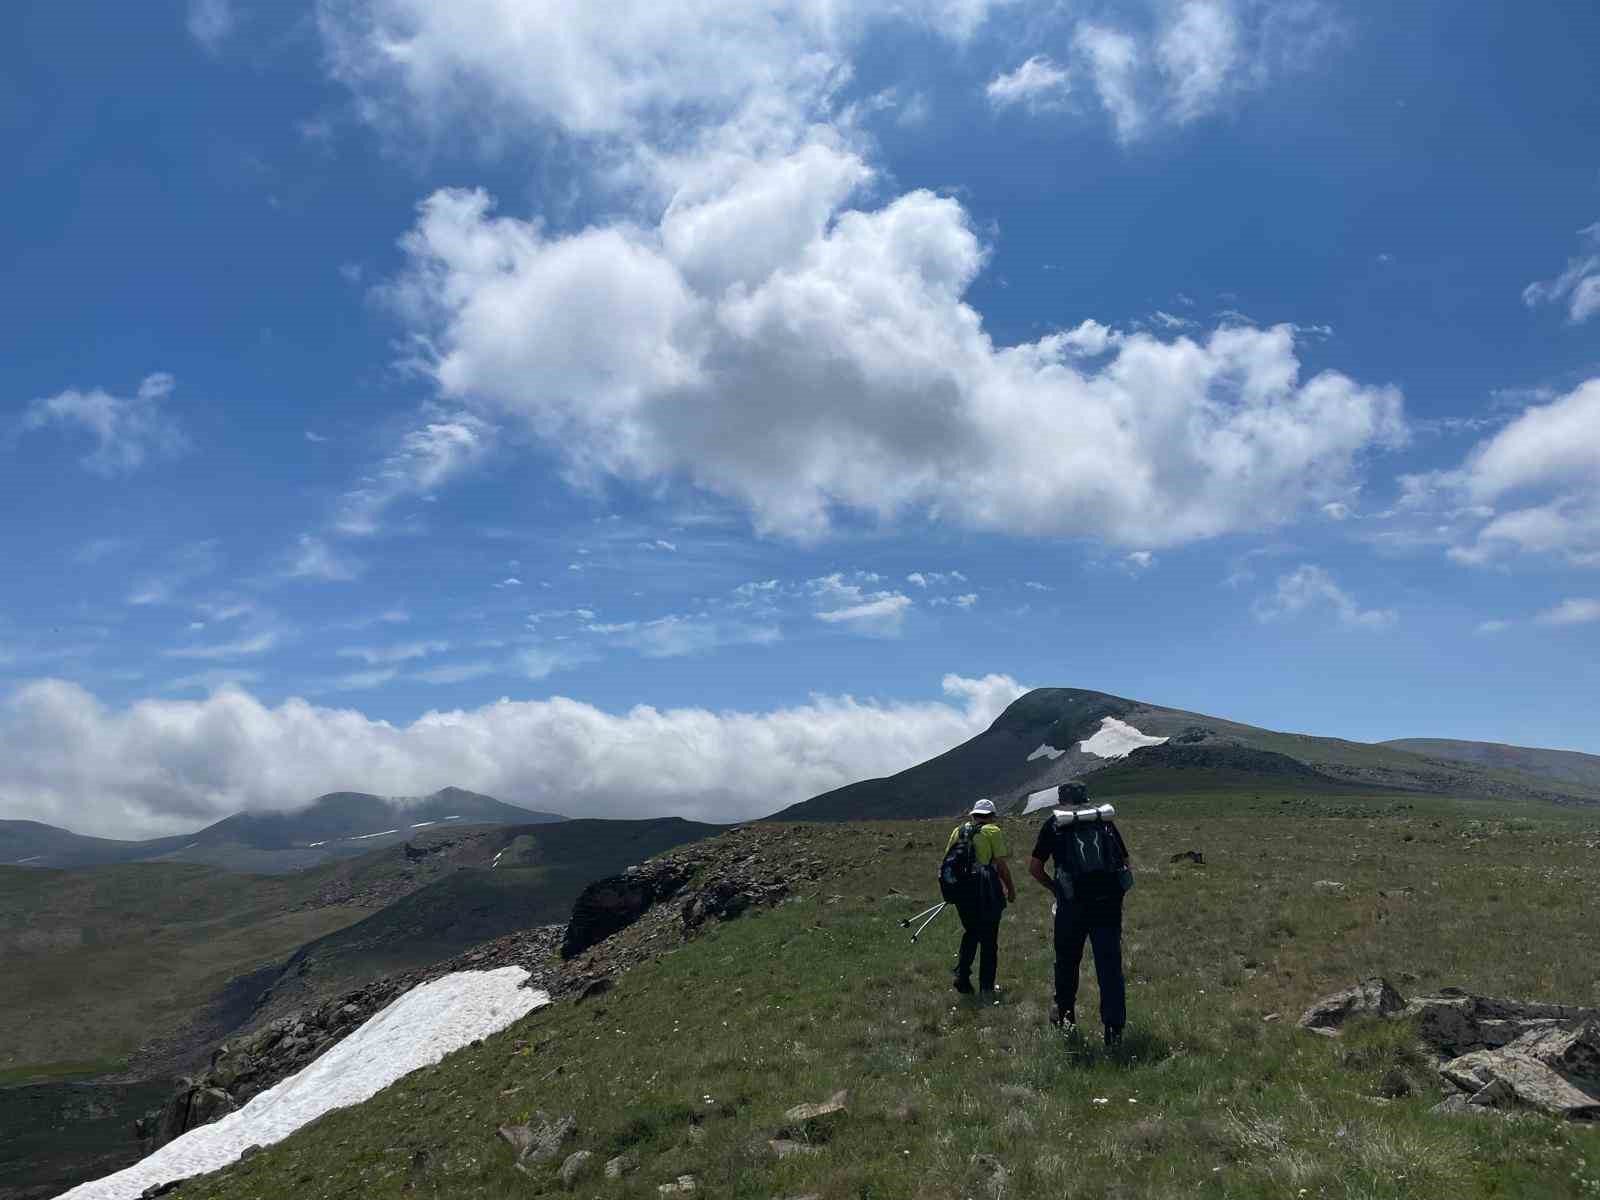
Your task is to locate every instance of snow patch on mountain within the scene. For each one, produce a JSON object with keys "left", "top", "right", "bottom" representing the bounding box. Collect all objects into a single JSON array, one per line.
[
  {"left": 58, "top": 968, "right": 548, "bottom": 1200},
  {"left": 1026, "top": 743, "right": 1065, "bottom": 761},
  {"left": 1079, "top": 717, "right": 1167, "bottom": 759}
]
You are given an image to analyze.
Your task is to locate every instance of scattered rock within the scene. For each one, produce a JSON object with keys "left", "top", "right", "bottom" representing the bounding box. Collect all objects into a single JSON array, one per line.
[
  {"left": 558, "top": 1149, "right": 595, "bottom": 1188},
  {"left": 1169, "top": 850, "right": 1205, "bottom": 865},
  {"left": 779, "top": 1089, "right": 850, "bottom": 1138},
  {"left": 604, "top": 1152, "right": 639, "bottom": 1180},
  {"left": 768, "top": 1139, "right": 821, "bottom": 1160},
  {"left": 658, "top": 1175, "right": 698, "bottom": 1195},
  {"left": 892, "top": 1101, "right": 919, "bottom": 1124},
  {"left": 574, "top": 976, "right": 614, "bottom": 1003},
  {"left": 1262, "top": 1013, "right": 1281, "bottom": 1023},
  {"left": 498, "top": 1112, "right": 578, "bottom": 1165},
  {"left": 238, "top": 1144, "right": 263, "bottom": 1162},
  {"left": 1430, "top": 1094, "right": 1493, "bottom": 1118},
  {"left": 1311, "top": 880, "right": 1347, "bottom": 895},
  {"left": 140, "top": 1183, "right": 183, "bottom": 1198},
  {"left": 973, "top": 1153, "right": 1010, "bottom": 1199},
  {"left": 1298, "top": 978, "right": 1405, "bottom": 1036}
]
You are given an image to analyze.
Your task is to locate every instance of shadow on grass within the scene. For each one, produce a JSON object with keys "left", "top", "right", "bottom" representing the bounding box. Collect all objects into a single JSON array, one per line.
[{"left": 1056, "top": 1025, "right": 1173, "bottom": 1071}]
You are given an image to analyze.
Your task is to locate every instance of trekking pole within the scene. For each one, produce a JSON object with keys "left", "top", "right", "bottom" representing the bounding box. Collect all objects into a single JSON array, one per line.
[
  {"left": 900, "top": 901, "right": 944, "bottom": 929},
  {"left": 909, "top": 902, "right": 947, "bottom": 943}
]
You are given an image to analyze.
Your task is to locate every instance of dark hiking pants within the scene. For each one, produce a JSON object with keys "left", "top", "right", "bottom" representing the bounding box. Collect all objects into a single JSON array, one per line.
[
  {"left": 955, "top": 899, "right": 1001, "bottom": 992},
  {"left": 1054, "top": 895, "right": 1125, "bottom": 1030}
]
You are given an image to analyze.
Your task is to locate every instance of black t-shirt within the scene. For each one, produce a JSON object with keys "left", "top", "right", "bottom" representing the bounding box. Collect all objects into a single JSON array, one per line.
[{"left": 1032, "top": 813, "right": 1129, "bottom": 903}]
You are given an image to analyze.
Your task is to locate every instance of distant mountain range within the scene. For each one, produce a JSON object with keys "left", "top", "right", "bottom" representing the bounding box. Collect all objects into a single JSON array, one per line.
[
  {"left": 0, "top": 787, "right": 564, "bottom": 872},
  {"left": 773, "top": 687, "right": 1600, "bottom": 821}
]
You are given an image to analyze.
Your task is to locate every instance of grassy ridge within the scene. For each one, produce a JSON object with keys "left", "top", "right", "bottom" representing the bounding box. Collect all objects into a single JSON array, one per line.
[{"left": 175, "top": 790, "right": 1600, "bottom": 1199}]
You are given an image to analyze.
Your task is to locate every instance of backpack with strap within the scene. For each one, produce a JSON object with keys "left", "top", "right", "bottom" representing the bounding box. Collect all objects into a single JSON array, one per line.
[
  {"left": 1052, "top": 811, "right": 1130, "bottom": 901},
  {"left": 939, "top": 821, "right": 981, "bottom": 904}
]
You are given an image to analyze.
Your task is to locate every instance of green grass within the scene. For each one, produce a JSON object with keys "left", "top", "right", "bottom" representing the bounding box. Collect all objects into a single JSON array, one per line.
[
  {"left": 0, "top": 861, "right": 370, "bottom": 1068},
  {"left": 164, "top": 790, "right": 1600, "bottom": 1199},
  {"left": 0, "top": 1059, "right": 125, "bottom": 1087}
]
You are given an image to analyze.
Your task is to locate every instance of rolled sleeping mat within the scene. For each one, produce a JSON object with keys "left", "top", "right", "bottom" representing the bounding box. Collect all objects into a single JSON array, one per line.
[{"left": 1051, "top": 803, "right": 1116, "bottom": 824}]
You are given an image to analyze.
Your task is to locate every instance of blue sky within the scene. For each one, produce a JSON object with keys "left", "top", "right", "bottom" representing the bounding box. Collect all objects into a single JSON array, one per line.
[{"left": 3, "top": 0, "right": 1598, "bottom": 835}]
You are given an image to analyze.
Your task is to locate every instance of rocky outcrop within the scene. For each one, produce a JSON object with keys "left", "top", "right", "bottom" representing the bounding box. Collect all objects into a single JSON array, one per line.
[
  {"left": 1300, "top": 978, "right": 1600, "bottom": 1119},
  {"left": 1297, "top": 977, "right": 1406, "bottom": 1035},
  {"left": 562, "top": 861, "right": 695, "bottom": 959},
  {"left": 137, "top": 1084, "right": 237, "bottom": 1150},
  {"left": 1402, "top": 987, "right": 1600, "bottom": 1057},
  {"left": 562, "top": 826, "right": 834, "bottom": 960},
  {"left": 1437, "top": 1021, "right": 1600, "bottom": 1119}
]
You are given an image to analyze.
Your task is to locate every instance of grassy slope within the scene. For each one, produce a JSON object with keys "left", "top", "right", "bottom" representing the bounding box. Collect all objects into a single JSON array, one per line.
[
  {"left": 0, "top": 863, "right": 366, "bottom": 1070},
  {"left": 178, "top": 789, "right": 1600, "bottom": 1200},
  {"left": 1385, "top": 738, "right": 1600, "bottom": 792}
]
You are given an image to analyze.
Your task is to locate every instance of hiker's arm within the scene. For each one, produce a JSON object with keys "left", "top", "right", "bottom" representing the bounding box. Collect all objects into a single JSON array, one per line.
[
  {"left": 1028, "top": 856, "right": 1053, "bottom": 893},
  {"left": 995, "top": 856, "right": 1016, "bottom": 903}
]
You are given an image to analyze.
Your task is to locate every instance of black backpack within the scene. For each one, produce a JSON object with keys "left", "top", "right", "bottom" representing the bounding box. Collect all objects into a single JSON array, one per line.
[
  {"left": 939, "top": 821, "right": 980, "bottom": 904},
  {"left": 1054, "top": 817, "right": 1129, "bottom": 900}
]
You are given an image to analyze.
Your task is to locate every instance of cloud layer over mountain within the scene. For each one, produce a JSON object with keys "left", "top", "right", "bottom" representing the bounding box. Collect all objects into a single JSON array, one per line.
[{"left": 0, "top": 673, "right": 1025, "bottom": 838}]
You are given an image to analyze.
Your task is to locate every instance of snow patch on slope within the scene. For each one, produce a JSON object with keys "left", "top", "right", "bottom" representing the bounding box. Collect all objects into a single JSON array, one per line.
[
  {"left": 58, "top": 968, "right": 549, "bottom": 1200},
  {"left": 1022, "top": 788, "right": 1060, "bottom": 815},
  {"left": 1079, "top": 717, "right": 1167, "bottom": 759},
  {"left": 1026, "top": 743, "right": 1065, "bottom": 762}
]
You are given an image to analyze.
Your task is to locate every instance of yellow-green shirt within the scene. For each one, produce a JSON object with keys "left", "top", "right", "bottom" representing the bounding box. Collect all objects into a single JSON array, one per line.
[{"left": 947, "top": 821, "right": 1008, "bottom": 865}]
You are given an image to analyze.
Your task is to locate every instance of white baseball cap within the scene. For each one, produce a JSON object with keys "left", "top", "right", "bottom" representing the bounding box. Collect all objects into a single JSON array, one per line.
[{"left": 970, "top": 798, "right": 996, "bottom": 816}]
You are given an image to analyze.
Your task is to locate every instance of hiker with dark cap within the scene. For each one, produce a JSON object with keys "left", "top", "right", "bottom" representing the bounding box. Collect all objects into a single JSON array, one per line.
[
  {"left": 1028, "top": 780, "right": 1133, "bottom": 1045},
  {"left": 942, "top": 799, "right": 1016, "bottom": 1001}
]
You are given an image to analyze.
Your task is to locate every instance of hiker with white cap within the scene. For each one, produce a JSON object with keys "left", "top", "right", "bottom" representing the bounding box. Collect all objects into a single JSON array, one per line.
[{"left": 940, "top": 798, "right": 1016, "bottom": 1001}]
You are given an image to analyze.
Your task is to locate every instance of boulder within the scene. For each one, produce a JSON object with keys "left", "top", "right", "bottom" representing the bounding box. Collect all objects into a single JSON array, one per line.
[
  {"left": 973, "top": 1153, "right": 1010, "bottom": 1200},
  {"left": 1311, "top": 880, "right": 1347, "bottom": 895},
  {"left": 1169, "top": 850, "right": 1204, "bottom": 865},
  {"left": 658, "top": 1176, "right": 697, "bottom": 1195},
  {"left": 558, "top": 1150, "right": 595, "bottom": 1188},
  {"left": 1298, "top": 978, "right": 1406, "bottom": 1036},
  {"left": 779, "top": 1089, "right": 849, "bottom": 1138},
  {"left": 768, "top": 1139, "right": 821, "bottom": 1160},
  {"left": 604, "top": 1152, "right": 639, "bottom": 1180},
  {"left": 1404, "top": 989, "right": 1600, "bottom": 1057},
  {"left": 498, "top": 1112, "right": 578, "bottom": 1165},
  {"left": 1436, "top": 1020, "right": 1600, "bottom": 1119},
  {"left": 563, "top": 861, "right": 695, "bottom": 958},
  {"left": 151, "top": 1084, "right": 239, "bottom": 1149}
]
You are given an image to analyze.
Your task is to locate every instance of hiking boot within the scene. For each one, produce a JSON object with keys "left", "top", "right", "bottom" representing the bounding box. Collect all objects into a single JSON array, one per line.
[
  {"left": 1049, "top": 1003, "right": 1076, "bottom": 1029},
  {"left": 980, "top": 987, "right": 1003, "bottom": 1006},
  {"left": 1104, "top": 1025, "right": 1124, "bottom": 1048},
  {"left": 953, "top": 978, "right": 975, "bottom": 995}
]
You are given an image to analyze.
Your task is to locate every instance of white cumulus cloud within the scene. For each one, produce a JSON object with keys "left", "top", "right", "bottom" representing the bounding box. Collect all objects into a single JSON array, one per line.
[
  {"left": 1536, "top": 598, "right": 1600, "bottom": 626},
  {"left": 1253, "top": 564, "right": 1395, "bottom": 630},
  {"left": 985, "top": 56, "right": 1070, "bottom": 112},
  {"left": 1523, "top": 222, "right": 1600, "bottom": 324},
  {"left": 390, "top": 183, "right": 1406, "bottom": 547},
  {"left": 17, "top": 373, "right": 189, "bottom": 476},
  {"left": 1437, "top": 379, "right": 1600, "bottom": 568},
  {"left": 0, "top": 673, "right": 1027, "bottom": 837}
]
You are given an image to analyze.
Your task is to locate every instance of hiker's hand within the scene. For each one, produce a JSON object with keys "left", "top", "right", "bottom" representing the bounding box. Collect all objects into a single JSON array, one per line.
[{"left": 1006, "top": 886, "right": 1017, "bottom": 903}]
